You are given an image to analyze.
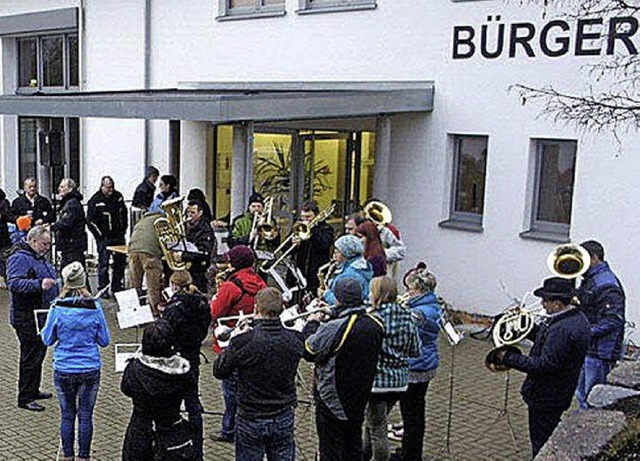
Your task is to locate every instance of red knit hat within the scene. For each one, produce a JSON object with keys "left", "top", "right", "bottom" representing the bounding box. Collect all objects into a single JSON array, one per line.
[{"left": 225, "top": 245, "right": 255, "bottom": 269}]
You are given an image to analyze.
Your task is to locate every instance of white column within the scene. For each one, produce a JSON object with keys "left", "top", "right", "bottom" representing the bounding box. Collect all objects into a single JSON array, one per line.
[
  {"left": 179, "top": 121, "right": 208, "bottom": 195},
  {"left": 373, "top": 115, "right": 391, "bottom": 198},
  {"left": 231, "top": 123, "right": 255, "bottom": 219}
]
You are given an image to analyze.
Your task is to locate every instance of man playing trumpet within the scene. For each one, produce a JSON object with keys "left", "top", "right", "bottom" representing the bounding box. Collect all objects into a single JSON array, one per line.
[{"left": 485, "top": 277, "right": 590, "bottom": 457}]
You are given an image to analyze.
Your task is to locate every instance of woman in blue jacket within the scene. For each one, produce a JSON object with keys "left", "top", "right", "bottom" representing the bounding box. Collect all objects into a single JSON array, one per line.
[
  {"left": 398, "top": 264, "right": 442, "bottom": 461},
  {"left": 322, "top": 234, "right": 374, "bottom": 306},
  {"left": 41, "top": 262, "right": 111, "bottom": 461}
]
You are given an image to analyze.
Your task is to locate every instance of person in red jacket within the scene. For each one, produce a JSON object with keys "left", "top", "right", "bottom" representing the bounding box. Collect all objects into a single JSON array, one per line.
[{"left": 209, "top": 245, "right": 266, "bottom": 442}]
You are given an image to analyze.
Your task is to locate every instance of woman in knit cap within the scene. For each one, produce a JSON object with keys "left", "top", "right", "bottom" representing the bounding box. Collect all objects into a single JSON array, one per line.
[
  {"left": 40, "top": 262, "right": 111, "bottom": 461},
  {"left": 322, "top": 234, "right": 374, "bottom": 306},
  {"left": 209, "top": 245, "right": 266, "bottom": 442}
]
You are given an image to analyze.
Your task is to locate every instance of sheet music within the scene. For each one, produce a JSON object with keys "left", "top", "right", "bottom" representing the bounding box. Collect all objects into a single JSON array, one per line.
[
  {"left": 114, "top": 289, "right": 141, "bottom": 311},
  {"left": 116, "top": 305, "right": 154, "bottom": 329},
  {"left": 168, "top": 241, "right": 201, "bottom": 253},
  {"left": 114, "top": 344, "right": 141, "bottom": 373}
]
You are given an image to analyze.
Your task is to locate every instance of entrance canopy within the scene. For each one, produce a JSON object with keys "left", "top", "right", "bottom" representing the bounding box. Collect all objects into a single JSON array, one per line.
[{"left": 0, "top": 81, "right": 434, "bottom": 122}]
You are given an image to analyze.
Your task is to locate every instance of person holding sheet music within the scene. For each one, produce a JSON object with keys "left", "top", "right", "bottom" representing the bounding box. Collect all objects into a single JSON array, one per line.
[
  {"left": 40, "top": 262, "right": 111, "bottom": 461},
  {"left": 162, "top": 271, "right": 211, "bottom": 461},
  {"left": 7, "top": 225, "right": 59, "bottom": 412}
]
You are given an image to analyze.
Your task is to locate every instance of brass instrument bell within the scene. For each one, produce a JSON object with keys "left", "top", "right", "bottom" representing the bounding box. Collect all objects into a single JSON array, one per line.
[
  {"left": 547, "top": 243, "right": 591, "bottom": 279},
  {"left": 364, "top": 201, "right": 393, "bottom": 226}
]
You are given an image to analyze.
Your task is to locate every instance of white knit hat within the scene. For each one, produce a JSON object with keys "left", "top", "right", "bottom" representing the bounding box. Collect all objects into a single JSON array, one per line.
[{"left": 61, "top": 262, "right": 86, "bottom": 290}]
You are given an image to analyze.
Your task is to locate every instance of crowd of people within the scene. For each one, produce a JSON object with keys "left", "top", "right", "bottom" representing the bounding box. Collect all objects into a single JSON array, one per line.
[{"left": 2, "top": 166, "right": 627, "bottom": 461}]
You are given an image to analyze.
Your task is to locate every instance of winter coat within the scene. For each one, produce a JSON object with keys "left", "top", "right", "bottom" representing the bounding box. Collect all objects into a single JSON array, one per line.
[
  {"left": 162, "top": 291, "right": 211, "bottom": 364},
  {"left": 214, "top": 318, "right": 304, "bottom": 419},
  {"left": 407, "top": 292, "right": 442, "bottom": 373},
  {"left": 132, "top": 179, "right": 156, "bottom": 210},
  {"left": 87, "top": 189, "right": 128, "bottom": 242},
  {"left": 578, "top": 262, "right": 626, "bottom": 361},
  {"left": 379, "top": 225, "right": 406, "bottom": 264},
  {"left": 121, "top": 354, "right": 193, "bottom": 461},
  {"left": 128, "top": 212, "right": 163, "bottom": 258},
  {"left": 229, "top": 212, "right": 280, "bottom": 252},
  {"left": 40, "top": 296, "right": 111, "bottom": 373},
  {"left": 11, "top": 193, "right": 54, "bottom": 225},
  {"left": 7, "top": 240, "right": 59, "bottom": 327},
  {"left": 303, "top": 306, "right": 384, "bottom": 422},
  {"left": 51, "top": 189, "right": 87, "bottom": 253},
  {"left": 0, "top": 189, "right": 15, "bottom": 249},
  {"left": 371, "top": 302, "right": 421, "bottom": 392},
  {"left": 290, "top": 221, "right": 334, "bottom": 291},
  {"left": 323, "top": 256, "right": 374, "bottom": 306},
  {"left": 182, "top": 219, "right": 216, "bottom": 274},
  {"left": 209, "top": 267, "right": 267, "bottom": 353},
  {"left": 503, "top": 307, "right": 590, "bottom": 410}
]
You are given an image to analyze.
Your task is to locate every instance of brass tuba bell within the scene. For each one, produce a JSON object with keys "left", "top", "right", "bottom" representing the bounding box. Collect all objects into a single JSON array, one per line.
[
  {"left": 364, "top": 201, "right": 393, "bottom": 226},
  {"left": 547, "top": 243, "right": 591, "bottom": 279}
]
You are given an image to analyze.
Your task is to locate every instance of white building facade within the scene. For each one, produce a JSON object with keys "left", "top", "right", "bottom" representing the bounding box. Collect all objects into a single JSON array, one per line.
[{"left": 0, "top": 0, "right": 637, "bottom": 337}]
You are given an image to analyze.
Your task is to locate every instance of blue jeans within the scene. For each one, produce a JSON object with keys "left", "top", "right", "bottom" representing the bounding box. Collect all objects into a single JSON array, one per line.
[
  {"left": 235, "top": 409, "right": 295, "bottom": 461},
  {"left": 54, "top": 369, "right": 101, "bottom": 458},
  {"left": 221, "top": 372, "right": 238, "bottom": 438},
  {"left": 576, "top": 356, "right": 614, "bottom": 409}
]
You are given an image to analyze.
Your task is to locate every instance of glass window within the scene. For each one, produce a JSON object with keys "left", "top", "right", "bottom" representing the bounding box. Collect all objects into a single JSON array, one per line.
[
  {"left": 531, "top": 140, "right": 577, "bottom": 234},
  {"left": 219, "top": 0, "right": 285, "bottom": 19},
  {"left": 18, "top": 118, "right": 38, "bottom": 184},
  {"left": 68, "top": 35, "right": 79, "bottom": 87},
  {"left": 451, "top": 135, "right": 488, "bottom": 225},
  {"left": 18, "top": 38, "right": 37, "bottom": 88},
  {"left": 41, "top": 36, "right": 64, "bottom": 87},
  {"left": 299, "top": 0, "right": 377, "bottom": 13}
]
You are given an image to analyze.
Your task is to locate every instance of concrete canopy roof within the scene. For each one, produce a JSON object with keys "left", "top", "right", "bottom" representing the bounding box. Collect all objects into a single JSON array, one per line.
[{"left": 0, "top": 82, "right": 434, "bottom": 122}]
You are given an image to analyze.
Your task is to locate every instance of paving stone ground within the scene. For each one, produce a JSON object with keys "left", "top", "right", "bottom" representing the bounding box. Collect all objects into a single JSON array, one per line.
[{"left": 0, "top": 289, "right": 535, "bottom": 460}]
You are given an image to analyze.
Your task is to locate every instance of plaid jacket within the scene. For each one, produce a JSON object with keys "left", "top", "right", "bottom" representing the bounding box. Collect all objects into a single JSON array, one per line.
[{"left": 371, "top": 302, "right": 421, "bottom": 392}]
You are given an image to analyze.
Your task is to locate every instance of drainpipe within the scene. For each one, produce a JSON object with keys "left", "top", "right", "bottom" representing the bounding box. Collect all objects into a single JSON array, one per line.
[{"left": 143, "top": 0, "right": 151, "bottom": 166}]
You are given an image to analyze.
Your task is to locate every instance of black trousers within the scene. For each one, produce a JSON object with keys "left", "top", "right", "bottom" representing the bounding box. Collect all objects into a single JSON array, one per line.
[
  {"left": 97, "top": 239, "right": 126, "bottom": 292},
  {"left": 528, "top": 406, "right": 563, "bottom": 457},
  {"left": 399, "top": 381, "right": 431, "bottom": 461},
  {"left": 315, "top": 402, "right": 363, "bottom": 461},
  {"left": 189, "top": 270, "right": 207, "bottom": 294},
  {"left": 14, "top": 324, "right": 47, "bottom": 405}
]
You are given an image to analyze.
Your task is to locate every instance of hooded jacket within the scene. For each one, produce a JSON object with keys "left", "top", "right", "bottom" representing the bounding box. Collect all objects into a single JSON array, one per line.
[
  {"left": 578, "top": 262, "right": 626, "bottom": 361},
  {"left": 121, "top": 354, "right": 193, "bottom": 461},
  {"left": 40, "top": 296, "right": 111, "bottom": 373},
  {"left": 7, "top": 240, "right": 59, "bottom": 327},
  {"left": 407, "top": 292, "right": 442, "bottom": 373},
  {"left": 323, "top": 256, "right": 373, "bottom": 306},
  {"left": 51, "top": 189, "right": 87, "bottom": 253},
  {"left": 209, "top": 267, "right": 266, "bottom": 353},
  {"left": 162, "top": 291, "right": 211, "bottom": 364}
]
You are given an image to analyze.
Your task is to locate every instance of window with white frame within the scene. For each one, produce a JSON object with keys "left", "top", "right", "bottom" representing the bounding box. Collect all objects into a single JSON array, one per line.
[
  {"left": 528, "top": 139, "right": 577, "bottom": 237},
  {"left": 217, "top": 0, "right": 286, "bottom": 20},
  {"left": 442, "top": 135, "right": 488, "bottom": 230},
  {"left": 17, "top": 33, "right": 78, "bottom": 92},
  {"left": 298, "top": 0, "right": 376, "bottom": 14}
]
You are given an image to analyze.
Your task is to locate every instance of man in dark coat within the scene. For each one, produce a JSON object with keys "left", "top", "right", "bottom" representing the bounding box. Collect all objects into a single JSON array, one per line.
[
  {"left": 289, "top": 200, "right": 334, "bottom": 295},
  {"left": 7, "top": 226, "right": 59, "bottom": 411},
  {"left": 488, "top": 277, "right": 591, "bottom": 457},
  {"left": 0, "top": 187, "right": 15, "bottom": 275},
  {"left": 11, "top": 177, "right": 54, "bottom": 225},
  {"left": 132, "top": 166, "right": 159, "bottom": 211},
  {"left": 51, "top": 178, "right": 88, "bottom": 270},
  {"left": 177, "top": 200, "right": 216, "bottom": 293},
  {"left": 303, "top": 277, "right": 384, "bottom": 461},
  {"left": 214, "top": 287, "right": 304, "bottom": 461},
  {"left": 87, "top": 176, "right": 128, "bottom": 295},
  {"left": 575, "top": 240, "right": 626, "bottom": 409}
]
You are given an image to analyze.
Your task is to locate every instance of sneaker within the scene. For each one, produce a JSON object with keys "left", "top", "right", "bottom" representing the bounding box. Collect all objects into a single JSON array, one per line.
[
  {"left": 210, "top": 432, "right": 234, "bottom": 443},
  {"left": 18, "top": 401, "right": 45, "bottom": 412}
]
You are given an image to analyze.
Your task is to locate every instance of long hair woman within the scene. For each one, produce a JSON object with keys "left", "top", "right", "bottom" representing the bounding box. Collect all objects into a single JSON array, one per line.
[
  {"left": 40, "top": 262, "right": 111, "bottom": 461},
  {"left": 162, "top": 270, "right": 211, "bottom": 461},
  {"left": 356, "top": 221, "right": 387, "bottom": 277},
  {"left": 399, "top": 264, "right": 442, "bottom": 461},
  {"left": 363, "top": 276, "right": 420, "bottom": 461}
]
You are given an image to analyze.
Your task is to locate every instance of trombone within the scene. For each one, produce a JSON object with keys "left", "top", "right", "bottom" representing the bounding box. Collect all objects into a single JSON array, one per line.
[
  {"left": 250, "top": 196, "right": 278, "bottom": 248},
  {"left": 260, "top": 203, "right": 336, "bottom": 273}
]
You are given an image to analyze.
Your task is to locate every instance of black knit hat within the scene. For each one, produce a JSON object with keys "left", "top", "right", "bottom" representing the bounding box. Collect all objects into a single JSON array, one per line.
[
  {"left": 334, "top": 277, "right": 363, "bottom": 307},
  {"left": 248, "top": 193, "right": 264, "bottom": 206}
]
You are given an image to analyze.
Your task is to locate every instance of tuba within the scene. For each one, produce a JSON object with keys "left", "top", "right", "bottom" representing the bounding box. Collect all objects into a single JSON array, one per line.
[
  {"left": 364, "top": 200, "right": 393, "bottom": 226},
  {"left": 153, "top": 196, "right": 188, "bottom": 271},
  {"left": 547, "top": 243, "right": 591, "bottom": 279}
]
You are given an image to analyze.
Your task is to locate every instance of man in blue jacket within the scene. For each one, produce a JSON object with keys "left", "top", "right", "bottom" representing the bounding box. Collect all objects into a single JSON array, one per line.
[
  {"left": 7, "top": 226, "right": 60, "bottom": 411},
  {"left": 575, "top": 240, "right": 626, "bottom": 409},
  {"left": 487, "top": 277, "right": 590, "bottom": 457}
]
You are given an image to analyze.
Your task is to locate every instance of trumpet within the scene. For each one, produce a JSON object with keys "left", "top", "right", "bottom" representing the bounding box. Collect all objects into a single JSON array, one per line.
[
  {"left": 280, "top": 299, "right": 334, "bottom": 332},
  {"left": 261, "top": 203, "right": 336, "bottom": 273},
  {"left": 214, "top": 312, "right": 256, "bottom": 345}
]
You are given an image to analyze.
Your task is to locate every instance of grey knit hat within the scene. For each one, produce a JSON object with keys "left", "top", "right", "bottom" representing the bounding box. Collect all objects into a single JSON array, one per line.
[{"left": 62, "top": 262, "right": 86, "bottom": 290}]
